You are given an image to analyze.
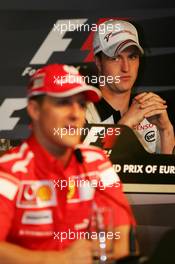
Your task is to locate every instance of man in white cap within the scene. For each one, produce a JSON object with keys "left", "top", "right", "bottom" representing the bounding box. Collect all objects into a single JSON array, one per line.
[
  {"left": 0, "top": 64, "right": 137, "bottom": 263},
  {"left": 86, "top": 19, "right": 174, "bottom": 154}
]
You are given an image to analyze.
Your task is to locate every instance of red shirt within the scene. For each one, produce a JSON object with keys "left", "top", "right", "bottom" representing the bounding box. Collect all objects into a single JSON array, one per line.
[{"left": 0, "top": 135, "right": 135, "bottom": 250}]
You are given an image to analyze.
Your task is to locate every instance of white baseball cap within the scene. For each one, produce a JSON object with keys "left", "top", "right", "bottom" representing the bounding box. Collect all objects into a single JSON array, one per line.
[{"left": 93, "top": 19, "right": 144, "bottom": 57}]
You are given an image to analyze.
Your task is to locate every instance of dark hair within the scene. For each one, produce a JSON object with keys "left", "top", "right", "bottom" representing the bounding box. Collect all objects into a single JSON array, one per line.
[
  {"left": 96, "top": 47, "right": 142, "bottom": 60},
  {"left": 28, "top": 94, "right": 46, "bottom": 105},
  {"left": 95, "top": 51, "right": 103, "bottom": 59}
]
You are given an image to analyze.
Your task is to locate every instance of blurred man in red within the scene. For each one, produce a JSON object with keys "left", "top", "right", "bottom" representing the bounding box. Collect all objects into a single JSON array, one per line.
[{"left": 0, "top": 64, "right": 136, "bottom": 263}]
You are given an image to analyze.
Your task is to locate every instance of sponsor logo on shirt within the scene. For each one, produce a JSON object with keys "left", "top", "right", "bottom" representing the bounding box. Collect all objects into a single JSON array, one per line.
[
  {"left": 145, "top": 131, "right": 156, "bottom": 142},
  {"left": 67, "top": 183, "right": 76, "bottom": 200},
  {"left": 22, "top": 210, "right": 53, "bottom": 225},
  {"left": 17, "top": 180, "right": 57, "bottom": 208},
  {"left": 134, "top": 123, "right": 155, "bottom": 131}
]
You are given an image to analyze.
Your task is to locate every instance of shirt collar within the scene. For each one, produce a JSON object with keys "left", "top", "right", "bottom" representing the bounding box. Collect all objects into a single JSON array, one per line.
[{"left": 95, "top": 98, "right": 121, "bottom": 123}]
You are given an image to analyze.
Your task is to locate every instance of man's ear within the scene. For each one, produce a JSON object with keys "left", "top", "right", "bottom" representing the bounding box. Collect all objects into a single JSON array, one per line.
[
  {"left": 27, "top": 100, "right": 41, "bottom": 121},
  {"left": 95, "top": 55, "right": 102, "bottom": 73}
]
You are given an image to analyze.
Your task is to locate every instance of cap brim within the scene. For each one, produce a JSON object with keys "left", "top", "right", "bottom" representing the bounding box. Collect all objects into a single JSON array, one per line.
[
  {"left": 28, "top": 85, "right": 101, "bottom": 103},
  {"left": 117, "top": 42, "right": 144, "bottom": 55},
  {"left": 103, "top": 40, "right": 144, "bottom": 58}
]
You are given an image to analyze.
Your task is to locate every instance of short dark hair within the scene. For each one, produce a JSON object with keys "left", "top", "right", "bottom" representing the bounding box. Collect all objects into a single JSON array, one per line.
[
  {"left": 28, "top": 94, "right": 46, "bottom": 104},
  {"left": 95, "top": 51, "right": 102, "bottom": 59},
  {"left": 95, "top": 46, "right": 142, "bottom": 60}
]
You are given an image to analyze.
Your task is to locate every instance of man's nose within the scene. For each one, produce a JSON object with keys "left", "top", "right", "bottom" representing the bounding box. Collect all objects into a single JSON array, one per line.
[
  {"left": 69, "top": 101, "right": 83, "bottom": 118},
  {"left": 121, "top": 58, "right": 129, "bottom": 72}
]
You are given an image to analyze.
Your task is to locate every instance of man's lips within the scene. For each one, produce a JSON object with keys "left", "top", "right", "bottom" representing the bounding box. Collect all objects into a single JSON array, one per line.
[
  {"left": 65, "top": 125, "right": 79, "bottom": 130},
  {"left": 120, "top": 76, "right": 131, "bottom": 81}
]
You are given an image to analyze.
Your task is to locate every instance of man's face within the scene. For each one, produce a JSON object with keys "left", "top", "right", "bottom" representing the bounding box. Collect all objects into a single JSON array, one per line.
[
  {"left": 28, "top": 94, "right": 86, "bottom": 148},
  {"left": 96, "top": 46, "right": 140, "bottom": 93}
]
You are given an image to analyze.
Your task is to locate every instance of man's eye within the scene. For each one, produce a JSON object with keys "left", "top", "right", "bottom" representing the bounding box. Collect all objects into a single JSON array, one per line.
[
  {"left": 129, "top": 54, "right": 139, "bottom": 60},
  {"left": 54, "top": 98, "right": 86, "bottom": 108},
  {"left": 53, "top": 98, "right": 70, "bottom": 106},
  {"left": 59, "top": 99, "right": 70, "bottom": 105},
  {"left": 113, "top": 56, "right": 120, "bottom": 61}
]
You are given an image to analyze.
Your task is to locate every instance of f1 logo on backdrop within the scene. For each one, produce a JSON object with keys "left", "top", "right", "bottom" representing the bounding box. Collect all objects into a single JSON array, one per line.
[
  {"left": 22, "top": 18, "right": 89, "bottom": 77},
  {"left": 21, "top": 17, "right": 113, "bottom": 76},
  {"left": 0, "top": 18, "right": 112, "bottom": 135},
  {"left": 83, "top": 125, "right": 121, "bottom": 156},
  {"left": 0, "top": 98, "right": 27, "bottom": 131},
  {"left": 1, "top": 19, "right": 92, "bottom": 133}
]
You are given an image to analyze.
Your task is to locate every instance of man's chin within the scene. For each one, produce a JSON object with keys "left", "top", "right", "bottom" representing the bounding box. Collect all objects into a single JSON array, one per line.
[
  {"left": 59, "top": 136, "right": 81, "bottom": 148},
  {"left": 107, "top": 83, "right": 132, "bottom": 94},
  {"left": 117, "top": 84, "right": 133, "bottom": 93}
]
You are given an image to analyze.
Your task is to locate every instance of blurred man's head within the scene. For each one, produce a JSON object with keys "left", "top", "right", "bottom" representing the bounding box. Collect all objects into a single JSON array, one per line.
[
  {"left": 93, "top": 20, "right": 143, "bottom": 93},
  {"left": 27, "top": 64, "right": 101, "bottom": 148}
]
